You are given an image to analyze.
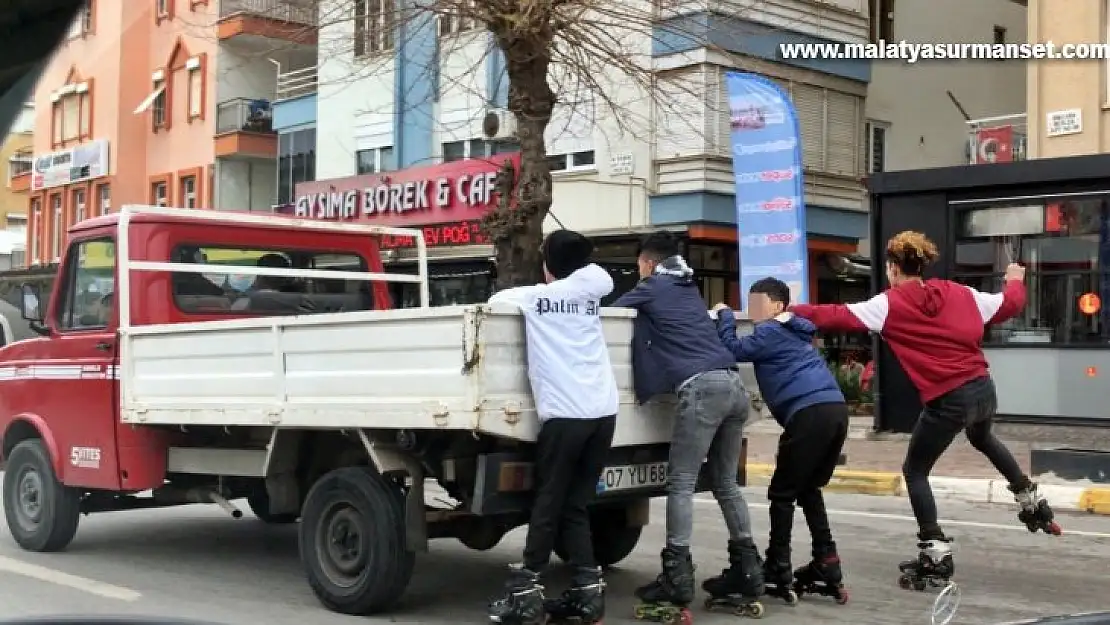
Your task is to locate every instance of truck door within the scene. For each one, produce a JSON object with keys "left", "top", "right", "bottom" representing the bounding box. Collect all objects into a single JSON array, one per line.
[{"left": 44, "top": 236, "right": 120, "bottom": 490}]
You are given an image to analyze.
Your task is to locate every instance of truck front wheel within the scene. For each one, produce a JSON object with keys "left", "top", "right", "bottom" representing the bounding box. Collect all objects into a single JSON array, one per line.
[
  {"left": 2, "top": 439, "right": 81, "bottom": 552},
  {"left": 299, "top": 466, "right": 415, "bottom": 615}
]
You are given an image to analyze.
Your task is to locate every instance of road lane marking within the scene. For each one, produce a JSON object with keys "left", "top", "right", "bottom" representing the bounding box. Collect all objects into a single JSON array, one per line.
[
  {"left": 694, "top": 497, "right": 1110, "bottom": 539},
  {"left": 0, "top": 555, "right": 141, "bottom": 601}
]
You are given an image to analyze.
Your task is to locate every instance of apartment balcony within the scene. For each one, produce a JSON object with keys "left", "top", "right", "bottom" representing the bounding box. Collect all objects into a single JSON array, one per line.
[
  {"left": 273, "top": 65, "right": 317, "bottom": 132},
  {"left": 967, "top": 114, "right": 1028, "bottom": 165},
  {"left": 215, "top": 98, "right": 278, "bottom": 159},
  {"left": 7, "top": 153, "right": 31, "bottom": 192},
  {"left": 217, "top": 0, "right": 318, "bottom": 47}
]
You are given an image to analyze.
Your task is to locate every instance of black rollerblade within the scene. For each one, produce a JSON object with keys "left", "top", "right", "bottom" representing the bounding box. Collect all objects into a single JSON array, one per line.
[
  {"left": 701, "top": 538, "right": 767, "bottom": 618},
  {"left": 489, "top": 564, "right": 547, "bottom": 625},
  {"left": 760, "top": 547, "right": 798, "bottom": 606},
  {"left": 1011, "top": 482, "right": 1062, "bottom": 535},
  {"left": 546, "top": 567, "right": 605, "bottom": 624},
  {"left": 897, "top": 536, "right": 954, "bottom": 592},
  {"left": 633, "top": 546, "right": 696, "bottom": 625},
  {"left": 793, "top": 543, "right": 849, "bottom": 605}
]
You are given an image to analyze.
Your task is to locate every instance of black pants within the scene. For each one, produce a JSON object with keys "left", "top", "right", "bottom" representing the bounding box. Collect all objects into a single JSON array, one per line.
[
  {"left": 767, "top": 402, "right": 849, "bottom": 559},
  {"left": 902, "top": 376, "right": 1029, "bottom": 539},
  {"left": 523, "top": 415, "right": 616, "bottom": 574}
]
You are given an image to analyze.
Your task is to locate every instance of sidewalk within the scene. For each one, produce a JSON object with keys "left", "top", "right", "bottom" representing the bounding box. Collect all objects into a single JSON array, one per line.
[{"left": 743, "top": 415, "right": 1110, "bottom": 516}]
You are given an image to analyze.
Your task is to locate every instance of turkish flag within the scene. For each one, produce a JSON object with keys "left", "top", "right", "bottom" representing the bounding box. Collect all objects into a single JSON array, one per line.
[{"left": 974, "top": 126, "right": 1014, "bottom": 164}]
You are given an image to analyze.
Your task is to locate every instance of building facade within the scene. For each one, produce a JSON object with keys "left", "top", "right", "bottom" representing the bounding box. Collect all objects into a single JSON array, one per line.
[
  {"left": 23, "top": 0, "right": 315, "bottom": 266},
  {"left": 866, "top": 0, "right": 1027, "bottom": 172},
  {"left": 1, "top": 103, "right": 33, "bottom": 268},
  {"left": 273, "top": 0, "right": 877, "bottom": 306}
]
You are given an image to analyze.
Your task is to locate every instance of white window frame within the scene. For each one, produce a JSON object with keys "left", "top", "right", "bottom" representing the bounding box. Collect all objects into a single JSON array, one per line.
[
  {"left": 150, "top": 78, "right": 167, "bottom": 129},
  {"left": 354, "top": 0, "right": 395, "bottom": 57},
  {"left": 7, "top": 153, "right": 32, "bottom": 182},
  {"left": 30, "top": 200, "right": 41, "bottom": 264},
  {"left": 442, "top": 138, "right": 519, "bottom": 162},
  {"left": 67, "top": 3, "right": 92, "bottom": 39},
  {"left": 156, "top": 0, "right": 169, "bottom": 16},
  {"left": 439, "top": 0, "right": 478, "bottom": 36},
  {"left": 73, "top": 188, "right": 87, "bottom": 224},
  {"left": 187, "top": 57, "right": 203, "bottom": 120},
  {"left": 355, "top": 146, "right": 395, "bottom": 174},
  {"left": 51, "top": 195, "right": 62, "bottom": 262},
  {"left": 152, "top": 182, "right": 168, "bottom": 207},
  {"left": 547, "top": 150, "right": 597, "bottom": 173},
  {"left": 865, "top": 120, "right": 889, "bottom": 174},
  {"left": 97, "top": 184, "right": 110, "bottom": 215},
  {"left": 181, "top": 176, "right": 197, "bottom": 208}
]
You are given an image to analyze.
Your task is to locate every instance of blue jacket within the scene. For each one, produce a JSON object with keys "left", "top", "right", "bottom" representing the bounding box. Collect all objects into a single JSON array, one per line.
[
  {"left": 613, "top": 269, "right": 738, "bottom": 403},
  {"left": 716, "top": 309, "right": 844, "bottom": 426}
]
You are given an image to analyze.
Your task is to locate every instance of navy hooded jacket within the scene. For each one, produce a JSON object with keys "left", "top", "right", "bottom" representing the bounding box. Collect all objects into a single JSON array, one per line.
[
  {"left": 716, "top": 309, "right": 844, "bottom": 426},
  {"left": 613, "top": 258, "right": 737, "bottom": 403}
]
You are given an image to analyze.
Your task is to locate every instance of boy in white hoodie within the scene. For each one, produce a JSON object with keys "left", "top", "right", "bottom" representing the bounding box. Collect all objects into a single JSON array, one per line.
[{"left": 485, "top": 230, "right": 619, "bottom": 625}]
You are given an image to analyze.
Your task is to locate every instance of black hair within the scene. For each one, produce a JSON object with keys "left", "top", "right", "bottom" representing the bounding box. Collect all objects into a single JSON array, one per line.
[
  {"left": 542, "top": 230, "right": 593, "bottom": 280},
  {"left": 749, "top": 277, "right": 790, "bottom": 307},
  {"left": 637, "top": 231, "right": 679, "bottom": 263}
]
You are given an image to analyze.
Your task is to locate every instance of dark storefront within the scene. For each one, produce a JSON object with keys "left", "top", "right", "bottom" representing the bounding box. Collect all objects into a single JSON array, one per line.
[{"left": 869, "top": 153, "right": 1110, "bottom": 433}]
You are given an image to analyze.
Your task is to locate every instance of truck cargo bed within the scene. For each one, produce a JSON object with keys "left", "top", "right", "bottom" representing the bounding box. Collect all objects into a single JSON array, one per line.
[{"left": 121, "top": 304, "right": 679, "bottom": 447}]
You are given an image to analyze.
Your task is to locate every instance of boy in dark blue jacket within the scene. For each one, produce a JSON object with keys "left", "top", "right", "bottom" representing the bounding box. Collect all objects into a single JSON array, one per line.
[{"left": 712, "top": 277, "right": 850, "bottom": 605}]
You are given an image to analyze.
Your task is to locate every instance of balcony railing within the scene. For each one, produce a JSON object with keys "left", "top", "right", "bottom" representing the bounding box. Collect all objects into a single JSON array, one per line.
[
  {"left": 276, "top": 65, "right": 317, "bottom": 101},
  {"left": 216, "top": 98, "right": 275, "bottom": 135},
  {"left": 967, "top": 113, "right": 1028, "bottom": 164},
  {"left": 219, "top": 0, "right": 317, "bottom": 25}
]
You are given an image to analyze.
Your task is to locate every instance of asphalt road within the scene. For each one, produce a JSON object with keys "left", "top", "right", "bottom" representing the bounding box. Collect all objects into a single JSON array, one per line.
[{"left": 0, "top": 487, "right": 1107, "bottom": 625}]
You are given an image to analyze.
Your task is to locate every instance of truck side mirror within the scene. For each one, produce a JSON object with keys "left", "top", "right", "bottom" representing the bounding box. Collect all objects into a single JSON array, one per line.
[{"left": 20, "top": 283, "right": 42, "bottom": 322}]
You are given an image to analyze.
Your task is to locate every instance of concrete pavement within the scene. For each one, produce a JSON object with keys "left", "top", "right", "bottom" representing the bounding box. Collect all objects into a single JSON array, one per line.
[{"left": 0, "top": 488, "right": 1107, "bottom": 624}]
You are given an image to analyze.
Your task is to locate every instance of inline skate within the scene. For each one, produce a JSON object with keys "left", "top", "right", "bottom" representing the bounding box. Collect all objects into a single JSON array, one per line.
[
  {"left": 488, "top": 564, "right": 547, "bottom": 625},
  {"left": 546, "top": 567, "right": 605, "bottom": 624},
  {"left": 1011, "top": 481, "right": 1062, "bottom": 535},
  {"left": 701, "top": 538, "right": 767, "bottom": 618},
  {"left": 760, "top": 546, "right": 798, "bottom": 606},
  {"left": 897, "top": 535, "right": 954, "bottom": 592},
  {"left": 633, "top": 546, "right": 696, "bottom": 625},
  {"left": 793, "top": 543, "right": 849, "bottom": 605}
]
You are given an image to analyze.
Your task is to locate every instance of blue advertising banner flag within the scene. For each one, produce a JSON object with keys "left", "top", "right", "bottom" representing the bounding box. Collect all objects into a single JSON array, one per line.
[{"left": 725, "top": 71, "right": 808, "bottom": 311}]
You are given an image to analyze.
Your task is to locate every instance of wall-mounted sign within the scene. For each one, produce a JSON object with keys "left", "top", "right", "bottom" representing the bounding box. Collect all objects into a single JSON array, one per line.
[
  {"left": 292, "top": 153, "right": 521, "bottom": 231},
  {"left": 1046, "top": 109, "right": 1082, "bottom": 137},
  {"left": 31, "top": 138, "right": 109, "bottom": 191}
]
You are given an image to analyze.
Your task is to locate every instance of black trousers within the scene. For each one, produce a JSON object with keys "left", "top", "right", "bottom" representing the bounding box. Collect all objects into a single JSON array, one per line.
[
  {"left": 767, "top": 402, "right": 849, "bottom": 559},
  {"left": 902, "top": 376, "right": 1028, "bottom": 539},
  {"left": 523, "top": 415, "right": 616, "bottom": 574}
]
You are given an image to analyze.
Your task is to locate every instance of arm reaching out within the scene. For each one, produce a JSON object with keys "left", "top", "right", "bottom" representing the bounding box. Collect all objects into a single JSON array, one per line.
[
  {"left": 965, "top": 264, "right": 1027, "bottom": 325},
  {"left": 790, "top": 293, "right": 890, "bottom": 333},
  {"left": 715, "top": 307, "right": 770, "bottom": 362}
]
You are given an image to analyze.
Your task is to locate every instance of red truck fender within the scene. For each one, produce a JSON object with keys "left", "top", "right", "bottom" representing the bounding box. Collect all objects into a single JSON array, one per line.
[{"left": 3, "top": 413, "right": 64, "bottom": 477}]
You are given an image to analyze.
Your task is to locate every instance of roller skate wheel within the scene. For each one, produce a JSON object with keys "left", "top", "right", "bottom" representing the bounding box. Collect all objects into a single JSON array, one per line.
[
  {"left": 913, "top": 580, "right": 927, "bottom": 592},
  {"left": 835, "top": 588, "right": 849, "bottom": 605},
  {"left": 677, "top": 608, "right": 694, "bottom": 625},
  {"left": 786, "top": 590, "right": 799, "bottom": 605},
  {"left": 746, "top": 602, "right": 765, "bottom": 619},
  {"left": 898, "top": 575, "right": 913, "bottom": 590},
  {"left": 1047, "top": 521, "right": 1063, "bottom": 536},
  {"left": 633, "top": 605, "right": 649, "bottom": 620}
]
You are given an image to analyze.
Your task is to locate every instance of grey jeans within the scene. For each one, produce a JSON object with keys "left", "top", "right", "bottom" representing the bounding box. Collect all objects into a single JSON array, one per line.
[{"left": 666, "top": 368, "right": 753, "bottom": 548}]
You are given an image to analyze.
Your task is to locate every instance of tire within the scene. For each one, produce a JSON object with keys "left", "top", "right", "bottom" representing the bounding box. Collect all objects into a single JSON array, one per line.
[
  {"left": 299, "top": 466, "right": 415, "bottom": 615},
  {"left": 247, "top": 489, "right": 298, "bottom": 524},
  {"left": 555, "top": 507, "right": 643, "bottom": 568},
  {"left": 2, "top": 439, "right": 81, "bottom": 552}
]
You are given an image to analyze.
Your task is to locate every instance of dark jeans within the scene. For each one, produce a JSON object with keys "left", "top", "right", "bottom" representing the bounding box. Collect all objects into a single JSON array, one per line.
[
  {"left": 523, "top": 415, "right": 617, "bottom": 573},
  {"left": 767, "top": 402, "right": 849, "bottom": 559},
  {"left": 902, "top": 376, "right": 1029, "bottom": 539}
]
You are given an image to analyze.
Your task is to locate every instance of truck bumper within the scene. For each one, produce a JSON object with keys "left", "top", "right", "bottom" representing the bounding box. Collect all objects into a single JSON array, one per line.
[{"left": 469, "top": 437, "right": 748, "bottom": 516}]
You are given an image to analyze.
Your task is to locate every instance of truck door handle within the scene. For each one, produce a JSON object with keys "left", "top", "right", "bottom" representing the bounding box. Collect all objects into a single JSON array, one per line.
[{"left": 95, "top": 341, "right": 113, "bottom": 351}]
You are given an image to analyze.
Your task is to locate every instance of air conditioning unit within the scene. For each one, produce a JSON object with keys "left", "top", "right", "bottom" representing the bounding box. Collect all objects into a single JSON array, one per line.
[{"left": 481, "top": 109, "right": 518, "bottom": 141}]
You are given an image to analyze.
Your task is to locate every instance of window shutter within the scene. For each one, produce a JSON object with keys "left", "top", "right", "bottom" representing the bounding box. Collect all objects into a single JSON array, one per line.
[
  {"left": 826, "top": 90, "right": 860, "bottom": 176},
  {"left": 655, "top": 67, "right": 707, "bottom": 158},
  {"left": 790, "top": 83, "right": 825, "bottom": 170},
  {"left": 705, "top": 67, "right": 731, "bottom": 158},
  {"left": 189, "top": 70, "right": 203, "bottom": 117}
]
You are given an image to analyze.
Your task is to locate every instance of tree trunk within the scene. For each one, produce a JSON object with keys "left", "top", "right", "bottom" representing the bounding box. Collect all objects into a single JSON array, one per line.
[{"left": 482, "top": 41, "right": 555, "bottom": 290}]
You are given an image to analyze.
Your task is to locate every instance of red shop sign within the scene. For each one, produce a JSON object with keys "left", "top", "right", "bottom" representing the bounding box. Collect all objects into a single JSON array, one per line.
[{"left": 292, "top": 153, "right": 521, "bottom": 229}]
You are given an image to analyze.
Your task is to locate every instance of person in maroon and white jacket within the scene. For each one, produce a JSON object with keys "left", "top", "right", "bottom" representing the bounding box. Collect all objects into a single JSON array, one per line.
[{"left": 789, "top": 231, "right": 1061, "bottom": 588}]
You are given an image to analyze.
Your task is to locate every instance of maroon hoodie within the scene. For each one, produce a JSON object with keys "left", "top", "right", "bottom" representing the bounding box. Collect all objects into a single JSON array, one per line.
[{"left": 790, "top": 279, "right": 1026, "bottom": 402}]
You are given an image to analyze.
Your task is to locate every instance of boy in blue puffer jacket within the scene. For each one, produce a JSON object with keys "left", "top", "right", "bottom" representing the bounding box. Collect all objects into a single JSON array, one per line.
[{"left": 711, "top": 277, "right": 851, "bottom": 605}]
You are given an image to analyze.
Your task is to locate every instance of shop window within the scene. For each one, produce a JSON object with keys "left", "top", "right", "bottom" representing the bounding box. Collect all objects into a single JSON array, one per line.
[
  {"left": 151, "top": 181, "right": 168, "bottom": 207},
  {"left": 356, "top": 146, "right": 395, "bottom": 174},
  {"left": 353, "top": 0, "right": 395, "bottom": 57},
  {"left": 547, "top": 150, "right": 596, "bottom": 173},
  {"left": 277, "top": 128, "right": 316, "bottom": 205},
  {"left": 952, "top": 196, "right": 1110, "bottom": 345},
  {"left": 438, "top": 0, "right": 477, "bottom": 36},
  {"left": 170, "top": 246, "right": 375, "bottom": 316},
  {"left": 73, "top": 188, "right": 87, "bottom": 223},
  {"left": 390, "top": 270, "right": 492, "bottom": 308},
  {"left": 181, "top": 176, "right": 197, "bottom": 208},
  {"left": 57, "top": 237, "right": 115, "bottom": 331}
]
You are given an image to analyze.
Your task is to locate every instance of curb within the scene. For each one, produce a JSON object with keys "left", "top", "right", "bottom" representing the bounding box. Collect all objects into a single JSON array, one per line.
[{"left": 745, "top": 463, "right": 1110, "bottom": 516}]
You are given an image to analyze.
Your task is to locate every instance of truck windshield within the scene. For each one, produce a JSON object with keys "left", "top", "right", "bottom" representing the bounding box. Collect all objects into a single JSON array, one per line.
[{"left": 171, "top": 244, "right": 375, "bottom": 316}]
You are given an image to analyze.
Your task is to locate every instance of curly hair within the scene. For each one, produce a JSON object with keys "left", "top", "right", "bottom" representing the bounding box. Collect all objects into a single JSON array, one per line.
[{"left": 885, "top": 231, "right": 939, "bottom": 277}]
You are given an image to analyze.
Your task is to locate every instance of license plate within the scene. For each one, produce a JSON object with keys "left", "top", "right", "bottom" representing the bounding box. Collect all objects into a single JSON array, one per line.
[{"left": 597, "top": 462, "right": 668, "bottom": 493}]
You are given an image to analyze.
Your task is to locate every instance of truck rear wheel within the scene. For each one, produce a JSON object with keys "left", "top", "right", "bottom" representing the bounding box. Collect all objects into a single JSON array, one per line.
[
  {"left": 2, "top": 439, "right": 81, "bottom": 552},
  {"left": 555, "top": 506, "right": 643, "bottom": 568},
  {"left": 299, "top": 466, "right": 415, "bottom": 615}
]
